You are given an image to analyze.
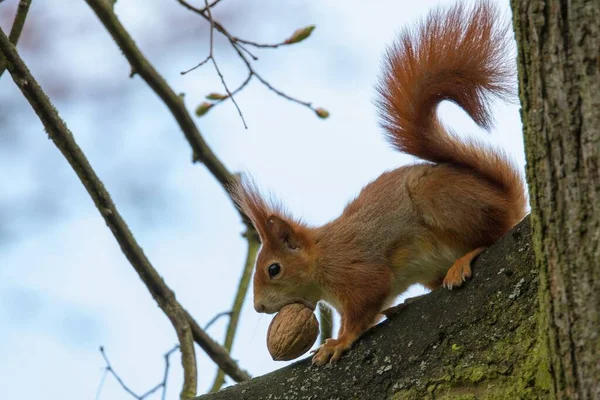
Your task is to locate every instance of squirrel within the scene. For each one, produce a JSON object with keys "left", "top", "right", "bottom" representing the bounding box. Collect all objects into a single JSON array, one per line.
[{"left": 230, "top": 0, "right": 527, "bottom": 366}]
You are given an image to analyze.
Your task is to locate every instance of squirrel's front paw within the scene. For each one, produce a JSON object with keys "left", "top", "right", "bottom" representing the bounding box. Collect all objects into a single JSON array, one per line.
[{"left": 311, "top": 338, "right": 347, "bottom": 365}]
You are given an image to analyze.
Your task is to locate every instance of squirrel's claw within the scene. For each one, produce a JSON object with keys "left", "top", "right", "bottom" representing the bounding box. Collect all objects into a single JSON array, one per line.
[
  {"left": 311, "top": 338, "right": 349, "bottom": 365},
  {"left": 311, "top": 345, "right": 332, "bottom": 365}
]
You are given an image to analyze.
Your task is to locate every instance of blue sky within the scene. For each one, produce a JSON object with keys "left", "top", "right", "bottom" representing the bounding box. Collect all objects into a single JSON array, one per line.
[{"left": 0, "top": 0, "right": 525, "bottom": 398}]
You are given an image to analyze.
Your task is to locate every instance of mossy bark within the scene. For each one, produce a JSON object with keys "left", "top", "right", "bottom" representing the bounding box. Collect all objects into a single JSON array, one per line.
[
  {"left": 196, "top": 219, "right": 552, "bottom": 400},
  {"left": 511, "top": 0, "right": 600, "bottom": 398}
]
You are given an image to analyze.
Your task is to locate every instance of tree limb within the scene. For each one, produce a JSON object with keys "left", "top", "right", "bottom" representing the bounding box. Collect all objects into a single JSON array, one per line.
[
  {"left": 82, "top": 1, "right": 259, "bottom": 385},
  {"left": 0, "top": 0, "right": 31, "bottom": 78},
  {"left": 210, "top": 229, "right": 260, "bottom": 392},
  {"left": 196, "top": 218, "right": 552, "bottom": 400},
  {"left": 0, "top": 26, "right": 250, "bottom": 390},
  {"left": 84, "top": 0, "right": 235, "bottom": 192}
]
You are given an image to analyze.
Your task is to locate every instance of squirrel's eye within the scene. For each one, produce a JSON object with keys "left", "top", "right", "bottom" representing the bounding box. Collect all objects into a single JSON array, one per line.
[{"left": 268, "top": 263, "right": 281, "bottom": 278}]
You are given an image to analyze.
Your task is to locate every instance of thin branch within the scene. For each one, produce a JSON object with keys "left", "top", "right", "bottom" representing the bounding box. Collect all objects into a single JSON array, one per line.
[
  {"left": 198, "top": 0, "right": 222, "bottom": 13},
  {"left": 235, "top": 42, "right": 258, "bottom": 61},
  {"left": 161, "top": 346, "right": 179, "bottom": 400},
  {"left": 253, "top": 71, "right": 313, "bottom": 109},
  {"left": 175, "top": 0, "right": 294, "bottom": 49},
  {"left": 95, "top": 368, "right": 109, "bottom": 400},
  {"left": 227, "top": 37, "right": 317, "bottom": 112},
  {"left": 0, "top": 0, "right": 32, "bottom": 79},
  {"left": 173, "top": 309, "right": 197, "bottom": 399},
  {"left": 96, "top": 345, "right": 179, "bottom": 400},
  {"left": 203, "top": 0, "right": 247, "bottom": 128},
  {"left": 210, "top": 230, "right": 260, "bottom": 392},
  {"left": 84, "top": 0, "right": 236, "bottom": 192},
  {"left": 0, "top": 25, "right": 249, "bottom": 387},
  {"left": 180, "top": 54, "right": 211, "bottom": 75},
  {"left": 175, "top": 0, "right": 323, "bottom": 117},
  {"left": 99, "top": 346, "right": 139, "bottom": 398},
  {"left": 215, "top": 73, "right": 252, "bottom": 104},
  {"left": 204, "top": 311, "right": 232, "bottom": 331},
  {"left": 234, "top": 38, "right": 292, "bottom": 49}
]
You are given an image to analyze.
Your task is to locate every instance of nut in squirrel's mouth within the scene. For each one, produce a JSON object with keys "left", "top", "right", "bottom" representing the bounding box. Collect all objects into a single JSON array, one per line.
[
  {"left": 274, "top": 299, "right": 316, "bottom": 313},
  {"left": 292, "top": 299, "right": 316, "bottom": 311}
]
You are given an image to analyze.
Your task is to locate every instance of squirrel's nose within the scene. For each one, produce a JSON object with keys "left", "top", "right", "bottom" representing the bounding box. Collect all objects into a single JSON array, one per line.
[{"left": 254, "top": 302, "right": 266, "bottom": 313}]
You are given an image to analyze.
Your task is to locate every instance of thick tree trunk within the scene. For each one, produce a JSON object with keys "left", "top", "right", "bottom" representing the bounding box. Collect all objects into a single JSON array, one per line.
[
  {"left": 510, "top": 0, "right": 600, "bottom": 398},
  {"left": 511, "top": 0, "right": 600, "bottom": 398},
  {"left": 197, "top": 219, "right": 552, "bottom": 399}
]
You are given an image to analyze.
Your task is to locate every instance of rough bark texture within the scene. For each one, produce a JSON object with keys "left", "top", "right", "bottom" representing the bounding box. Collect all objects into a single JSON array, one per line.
[
  {"left": 511, "top": 0, "right": 600, "bottom": 398},
  {"left": 196, "top": 218, "right": 552, "bottom": 400}
]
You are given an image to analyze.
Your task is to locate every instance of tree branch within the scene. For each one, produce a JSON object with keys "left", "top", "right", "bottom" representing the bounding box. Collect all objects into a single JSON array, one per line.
[
  {"left": 0, "top": 0, "right": 31, "bottom": 79},
  {"left": 196, "top": 218, "right": 552, "bottom": 400},
  {"left": 210, "top": 229, "right": 260, "bottom": 392},
  {"left": 84, "top": 0, "right": 235, "bottom": 191},
  {"left": 96, "top": 345, "right": 179, "bottom": 400},
  {"left": 82, "top": 0, "right": 261, "bottom": 385},
  {"left": 175, "top": 0, "right": 329, "bottom": 119},
  {"left": 204, "top": 311, "right": 232, "bottom": 331},
  {"left": 0, "top": 26, "right": 250, "bottom": 390},
  {"left": 186, "top": 0, "right": 247, "bottom": 128}
]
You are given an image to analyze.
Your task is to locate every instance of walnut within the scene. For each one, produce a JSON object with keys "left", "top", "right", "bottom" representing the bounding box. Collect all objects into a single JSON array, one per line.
[{"left": 267, "top": 303, "right": 320, "bottom": 361}]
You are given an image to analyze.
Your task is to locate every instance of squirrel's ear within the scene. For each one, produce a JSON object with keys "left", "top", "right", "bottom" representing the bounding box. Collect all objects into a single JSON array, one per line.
[{"left": 266, "top": 216, "right": 302, "bottom": 250}]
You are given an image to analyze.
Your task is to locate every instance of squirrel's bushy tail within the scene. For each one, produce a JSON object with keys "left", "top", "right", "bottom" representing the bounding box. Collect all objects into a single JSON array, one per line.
[{"left": 376, "top": 0, "right": 525, "bottom": 211}]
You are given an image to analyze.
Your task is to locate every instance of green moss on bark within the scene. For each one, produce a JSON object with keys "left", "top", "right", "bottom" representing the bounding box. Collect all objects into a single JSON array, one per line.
[{"left": 389, "top": 304, "right": 551, "bottom": 400}]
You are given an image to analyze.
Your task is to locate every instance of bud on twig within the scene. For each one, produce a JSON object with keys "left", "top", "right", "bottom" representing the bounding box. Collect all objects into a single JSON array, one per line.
[
  {"left": 195, "top": 102, "right": 213, "bottom": 117},
  {"left": 315, "top": 107, "right": 330, "bottom": 119},
  {"left": 206, "top": 92, "right": 228, "bottom": 100},
  {"left": 284, "top": 25, "right": 316, "bottom": 45}
]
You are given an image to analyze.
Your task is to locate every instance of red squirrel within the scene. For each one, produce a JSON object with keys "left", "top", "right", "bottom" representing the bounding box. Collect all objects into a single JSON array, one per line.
[{"left": 231, "top": 0, "right": 527, "bottom": 366}]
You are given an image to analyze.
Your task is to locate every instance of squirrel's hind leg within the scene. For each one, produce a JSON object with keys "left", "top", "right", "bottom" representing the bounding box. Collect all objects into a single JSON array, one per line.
[{"left": 442, "top": 247, "right": 485, "bottom": 290}]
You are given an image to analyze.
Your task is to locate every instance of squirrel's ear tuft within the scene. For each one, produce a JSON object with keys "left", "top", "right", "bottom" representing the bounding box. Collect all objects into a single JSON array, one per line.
[
  {"left": 266, "top": 215, "right": 303, "bottom": 250},
  {"left": 227, "top": 174, "right": 294, "bottom": 246},
  {"left": 228, "top": 174, "right": 267, "bottom": 240}
]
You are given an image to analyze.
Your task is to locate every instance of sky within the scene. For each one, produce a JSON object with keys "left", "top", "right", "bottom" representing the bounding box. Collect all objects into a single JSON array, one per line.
[{"left": 0, "top": 0, "right": 526, "bottom": 398}]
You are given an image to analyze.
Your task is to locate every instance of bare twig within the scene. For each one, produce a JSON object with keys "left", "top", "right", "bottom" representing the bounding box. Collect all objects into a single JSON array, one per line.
[
  {"left": 227, "top": 37, "right": 319, "bottom": 112},
  {"left": 0, "top": 25, "right": 250, "bottom": 388},
  {"left": 175, "top": 0, "right": 326, "bottom": 118},
  {"left": 198, "top": 0, "right": 222, "bottom": 12},
  {"left": 0, "top": 0, "right": 32, "bottom": 79},
  {"left": 84, "top": 0, "right": 236, "bottom": 191},
  {"left": 180, "top": 55, "right": 211, "bottom": 74},
  {"left": 175, "top": 0, "right": 296, "bottom": 49},
  {"left": 204, "top": 311, "right": 233, "bottom": 331},
  {"left": 202, "top": 0, "right": 247, "bottom": 128},
  {"left": 210, "top": 230, "right": 260, "bottom": 392},
  {"left": 209, "top": 73, "right": 252, "bottom": 105},
  {"left": 161, "top": 346, "right": 180, "bottom": 400},
  {"left": 96, "top": 345, "right": 179, "bottom": 400},
  {"left": 95, "top": 368, "right": 109, "bottom": 400}
]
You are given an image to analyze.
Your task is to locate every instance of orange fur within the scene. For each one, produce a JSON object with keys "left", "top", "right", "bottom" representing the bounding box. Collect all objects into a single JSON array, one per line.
[{"left": 231, "top": 0, "right": 527, "bottom": 365}]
